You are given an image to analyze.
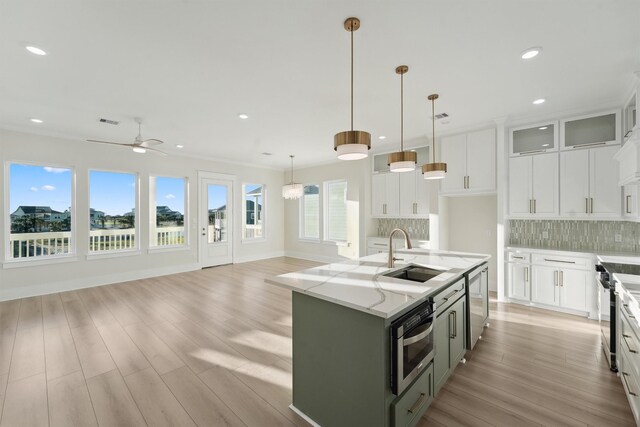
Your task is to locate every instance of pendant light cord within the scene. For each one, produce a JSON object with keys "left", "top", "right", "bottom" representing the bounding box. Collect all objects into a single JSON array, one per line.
[
  {"left": 289, "top": 155, "right": 294, "bottom": 184},
  {"left": 350, "top": 29, "right": 354, "bottom": 131},
  {"left": 431, "top": 97, "right": 436, "bottom": 162},
  {"left": 400, "top": 72, "right": 404, "bottom": 152}
]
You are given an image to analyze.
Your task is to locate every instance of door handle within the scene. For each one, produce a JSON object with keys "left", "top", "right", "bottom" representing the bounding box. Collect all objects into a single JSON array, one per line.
[
  {"left": 407, "top": 393, "right": 427, "bottom": 414},
  {"left": 383, "top": 203, "right": 387, "bottom": 215},
  {"left": 560, "top": 270, "right": 564, "bottom": 287},
  {"left": 533, "top": 199, "right": 536, "bottom": 213},
  {"left": 585, "top": 198, "right": 589, "bottom": 214},
  {"left": 529, "top": 199, "right": 533, "bottom": 214},
  {"left": 627, "top": 195, "right": 632, "bottom": 214},
  {"left": 525, "top": 267, "right": 529, "bottom": 282},
  {"left": 449, "top": 312, "right": 455, "bottom": 339},
  {"left": 554, "top": 270, "right": 558, "bottom": 286},
  {"left": 453, "top": 311, "right": 457, "bottom": 338},
  {"left": 590, "top": 198, "right": 594, "bottom": 214}
]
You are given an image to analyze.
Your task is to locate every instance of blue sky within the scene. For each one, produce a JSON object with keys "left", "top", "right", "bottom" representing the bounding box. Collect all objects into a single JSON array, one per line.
[
  {"left": 10, "top": 164, "right": 72, "bottom": 213},
  {"left": 155, "top": 177, "right": 184, "bottom": 213},
  {"left": 90, "top": 170, "right": 135, "bottom": 216},
  {"left": 208, "top": 184, "right": 227, "bottom": 210}
]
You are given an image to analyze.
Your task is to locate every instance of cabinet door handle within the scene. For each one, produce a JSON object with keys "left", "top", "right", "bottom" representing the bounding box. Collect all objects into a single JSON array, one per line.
[
  {"left": 590, "top": 198, "right": 594, "bottom": 214},
  {"left": 622, "top": 372, "right": 638, "bottom": 396},
  {"left": 413, "top": 202, "right": 417, "bottom": 214},
  {"left": 533, "top": 199, "right": 536, "bottom": 214},
  {"left": 383, "top": 203, "right": 387, "bottom": 215},
  {"left": 529, "top": 199, "right": 533, "bottom": 214},
  {"left": 544, "top": 258, "right": 575, "bottom": 264},
  {"left": 554, "top": 270, "right": 558, "bottom": 286},
  {"left": 467, "top": 176, "right": 470, "bottom": 189},
  {"left": 449, "top": 312, "right": 455, "bottom": 339},
  {"left": 623, "top": 334, "right": 638, "bottom": 354},
  {"left": 624, "top": 304, "right": 636, "bottom": 319},
  {"left": 627, "top": 195, "right": 632, "bottom": 214},
  {"left": 453, "top": 311, "right": 457, "bottom": 339},
  {"left": 585, "top": 198, "right": 589, "bottom": 214},
  {"left": 407, "top": 393, "right": 427, "bottom": 414},
  {"left": 525, "top": 266, "right": 529, "bottom": 282},
  {"left": 560, "top": 270, "right": 563, "bottom": 287}
]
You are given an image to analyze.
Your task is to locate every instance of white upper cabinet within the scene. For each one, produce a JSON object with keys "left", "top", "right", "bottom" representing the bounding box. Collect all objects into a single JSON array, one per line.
[
  {"left": 624, "top": 185, "right": 639, "bottom": 219},
  {"left": 399, "top": 170, "right": 430, "bottom": 217},
  {"left": 560, "top": 146, "right": 621, "bottom": 218},
  {"left": 509, "top": 121, "right": 559, "bottom": 156},
  {"left": 371, "top": 173, "right": 400, "bottom": 217},
  {"left": 508, "top": 152, "right": 558, "bottom": 217},
  {"left": 560, "top": 110, "right": 621, "bottom": 150},
  {"left": 440, "top": 128, "right": 496, "bottom": 196}
]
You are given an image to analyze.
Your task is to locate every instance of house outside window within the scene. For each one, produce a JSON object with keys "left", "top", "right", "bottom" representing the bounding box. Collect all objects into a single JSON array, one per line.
[
  {"left": 299, "top": 184, "right": 320, "bottom": 240},
  {"left": 242, "top": 184, "right": 265, "bottom": 240},
  {"left": 7, "top": 163, "right": 74, "bottom": 260},
  {"left": 89, "top": 170, "right": 138, "bottom": 252},
  {"left": 324, "top": 180, "right": 348, "bottom": 243},
  {"left": 150, "top": 176, "right": 187, "bottom": 247}
]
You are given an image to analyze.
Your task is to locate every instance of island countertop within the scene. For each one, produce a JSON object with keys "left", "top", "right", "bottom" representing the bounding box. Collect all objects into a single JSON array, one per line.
[{"left": 266, "top": 248, "right": 490, "bottom": 319}]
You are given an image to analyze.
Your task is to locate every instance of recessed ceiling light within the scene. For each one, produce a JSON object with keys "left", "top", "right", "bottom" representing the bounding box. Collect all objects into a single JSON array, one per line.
[
  {"left": 25, "top": 45, "right": 47, "bottom": 56},
  {"left": 378, "top": 136, "right": 386, "bottom": 140},
  {"left": 238, "top": 114, "right": 249, "bottom": 120},
  {"left": 539, "top": 126, "right": 548, "bottom": 130},
  {"left": 542, "top": 144, "right": 550, "bottom": 147},
  {"left": 521, "top": 47, "right": 542, "bottom": 60},
  {"left": 261, "top": 152, "right": 272, "bottom": 156},
  {"left": 30, "top": 118, "right": 43, "bottom": 124},
  {"left": 532, "top": 98, "right": 546, "bottom": 105},
  {"left": 176, "top": 144, "right": 184, "bottom": 148}
]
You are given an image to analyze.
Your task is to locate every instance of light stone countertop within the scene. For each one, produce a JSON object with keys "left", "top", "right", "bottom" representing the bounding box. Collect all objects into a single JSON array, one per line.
[{"left": 266, "top": 249, "right": 490, "bottom": 319}]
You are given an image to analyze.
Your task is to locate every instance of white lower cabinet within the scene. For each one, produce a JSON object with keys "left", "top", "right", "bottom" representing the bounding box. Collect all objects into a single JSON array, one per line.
[
  {"left": 507, "top": 262, "right": 529, "bottom": 301},
  {"left": 506, "top": 249, "right": 595, "bottom": 316}
]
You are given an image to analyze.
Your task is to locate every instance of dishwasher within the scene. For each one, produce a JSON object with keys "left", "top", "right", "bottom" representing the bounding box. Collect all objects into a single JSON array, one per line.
[{"left": 466, "top": 263, "right": 489, "bottom": 350}]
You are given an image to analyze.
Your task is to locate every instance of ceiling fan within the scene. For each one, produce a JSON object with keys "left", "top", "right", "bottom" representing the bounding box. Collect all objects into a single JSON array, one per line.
[{"left": 87, "top": 118, "right": 168, "bottom": 155}]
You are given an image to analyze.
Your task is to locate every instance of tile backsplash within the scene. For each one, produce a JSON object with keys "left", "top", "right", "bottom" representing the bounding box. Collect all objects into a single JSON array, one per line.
[
  {"left": 377, "top": 218, "right": 429, "bottom": 240},
  {"left": 508, "top": 220, "right": 640, "bottom": 253}
]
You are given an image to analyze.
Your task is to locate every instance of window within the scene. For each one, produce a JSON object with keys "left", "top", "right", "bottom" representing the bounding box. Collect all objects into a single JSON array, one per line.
[
  {"left": 8, "top": 163, "right": 73, "bottom": 259},
  {"left": 242, "top": 184, "right": 265, "bottom": 240},
  {"left": 324, "top": 180, "right": 347, "bottom": 242},
  {"left": 299, "top": 184, "right": 320, "bottom": 240},
  {"left": 89, "top": 170, "right": 137, "bottom": 252},
  {"left": 150, "top": 176, "right": 186, "bottom": 247}
]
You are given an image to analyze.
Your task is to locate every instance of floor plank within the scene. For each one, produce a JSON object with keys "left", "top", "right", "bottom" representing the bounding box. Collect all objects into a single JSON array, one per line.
[
  {"left": 0, "top": 372, "right": 48, "bottom": 427},
  {"left": 48, "top": 371, "right": 98, "bottom": 427},
  {"left": 44, "top": 324, "right": 82, "bottom": 381},
  {"left": 86, "top": 369, "right": 146, "bottom": 427}
]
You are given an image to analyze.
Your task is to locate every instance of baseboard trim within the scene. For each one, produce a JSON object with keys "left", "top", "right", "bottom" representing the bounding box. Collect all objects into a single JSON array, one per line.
[
  {"left": 235, "top": 251, "right": 286, "bottom": 264},
  {"left": 1, "top": 263, "right": 202, "bottom": 302},
  {"left": 283, "top": 251, "right": 344, "bottom": 264}
]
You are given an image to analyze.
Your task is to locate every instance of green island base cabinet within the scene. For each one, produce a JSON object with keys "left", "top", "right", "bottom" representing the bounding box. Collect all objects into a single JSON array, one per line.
[
  {"left": 290, "top": 278, "right": 468, "bottom": 427},
  {"left": 615, "top": 277, "right": 640, "bottom": 425}
]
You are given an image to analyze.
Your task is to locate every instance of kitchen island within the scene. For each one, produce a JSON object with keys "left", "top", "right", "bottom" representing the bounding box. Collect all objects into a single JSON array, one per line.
[{"left": 266, "top": 248, "right": 490, "bottom": 427}]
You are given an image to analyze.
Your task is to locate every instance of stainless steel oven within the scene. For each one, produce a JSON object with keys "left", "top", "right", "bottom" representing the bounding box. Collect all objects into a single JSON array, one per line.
[{"left": 390, "top": 299, "right": 435, "bottom": 395}]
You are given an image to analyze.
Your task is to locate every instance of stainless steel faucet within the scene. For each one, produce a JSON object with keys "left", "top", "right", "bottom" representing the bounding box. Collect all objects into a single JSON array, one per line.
[{"left": 388, "top": 228, "right": 412, "bottom": 268}]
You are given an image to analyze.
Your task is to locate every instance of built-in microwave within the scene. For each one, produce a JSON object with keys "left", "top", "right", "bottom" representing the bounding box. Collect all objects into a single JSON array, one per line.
[{"left": 390, "top": 299, "right": 435, "bottom": 395}]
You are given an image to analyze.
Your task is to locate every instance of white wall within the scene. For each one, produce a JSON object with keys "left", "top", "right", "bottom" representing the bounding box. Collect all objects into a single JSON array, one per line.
[
  {"left": 0, "top": 129, "right": 285, "bottom": 301},
  {"left": 444, "top": 195, "right": 498, "bottom": 290},
  {"left": 283, "top": 159, "right": 372, "bottom": 262}
]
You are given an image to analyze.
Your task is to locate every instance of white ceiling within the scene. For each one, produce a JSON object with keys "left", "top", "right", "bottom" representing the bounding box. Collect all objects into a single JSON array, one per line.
[{"left": 1, "top": 0, "right": 639, "bottom": 169}]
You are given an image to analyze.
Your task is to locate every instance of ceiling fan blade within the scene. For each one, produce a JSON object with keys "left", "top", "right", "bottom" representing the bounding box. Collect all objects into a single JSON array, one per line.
[
  {"left": 140, "top": 138, "right": 164, "bottom": 147},
  {"left": 86, "top": 139, "right": 134, "bottom": 147},
  {"left": 144, "top": 146, "right": 168, "bottom": 156}
]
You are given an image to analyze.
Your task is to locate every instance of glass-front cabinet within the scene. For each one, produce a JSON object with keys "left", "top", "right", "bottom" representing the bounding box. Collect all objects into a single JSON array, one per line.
[
  {"left": 560, "top": 110, "right": 620, "bottom": 150},
  {"left": 509, "top": 121, "right": 558, "bottom": 156}
]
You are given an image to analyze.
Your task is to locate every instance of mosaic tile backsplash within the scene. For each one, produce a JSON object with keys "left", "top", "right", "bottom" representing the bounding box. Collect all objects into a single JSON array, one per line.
[
  {"left": 377, "top": 218, "right": 429, "bottom": 240},
  {"left": 508, "top": 220, "right": 640, "bottom": 253}
]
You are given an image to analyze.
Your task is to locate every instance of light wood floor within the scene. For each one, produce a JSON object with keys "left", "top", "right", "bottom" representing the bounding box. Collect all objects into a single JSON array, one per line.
[{"left": 0, "top": 257, "right": 635, "bottom": 427}]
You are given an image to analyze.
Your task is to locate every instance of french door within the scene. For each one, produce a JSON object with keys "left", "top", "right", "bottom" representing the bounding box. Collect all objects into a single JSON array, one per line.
[{"left": 198, "top": 174, "right": 234, "bottom": 267}]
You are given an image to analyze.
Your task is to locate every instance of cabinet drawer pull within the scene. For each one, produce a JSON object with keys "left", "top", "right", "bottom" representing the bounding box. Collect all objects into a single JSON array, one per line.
[
  {"left": 442, "top": 289, "right": 458, "bottom": 301},
  {"left": 573, "top": 141, "right": 607, "bottom": 148},
  {"left": 623, "top": 334, "right": 638, "bottom": 353},
  {"left": 407, "top": 393, "right": 427, "bottom": 414},
  {"left": 624, "top": 304, "right": 636, "bottom": 319},
  {"left": 622, "top": 372, "right": 638, "bottom": 396},
  {"left": 373, "top": 243, "right": 387, "bottom": 246},
  {"left": 544, "top": 258, "right": 575, "bottom": 264},
  {"left": 512, "top": 255, "right": 524, "bottom": 260}
]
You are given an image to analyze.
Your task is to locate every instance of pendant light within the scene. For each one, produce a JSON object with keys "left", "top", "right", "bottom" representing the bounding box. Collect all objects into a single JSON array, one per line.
[
  {"left": 282, "top": 155, "right": 304, "bottom": 200},
  {"left": 334, "top": 17, "right": 371, "bottom": 161},
  {"left": 388, "top": 65, "right": 417, "bottom": 172},
  {"left": 422, "top": 94, "right": 447, "bottom": 179}
]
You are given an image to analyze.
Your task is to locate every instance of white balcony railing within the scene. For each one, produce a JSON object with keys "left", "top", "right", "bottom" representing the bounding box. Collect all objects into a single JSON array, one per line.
[{"left": 9, "top": 226, "right": 185, "bottom": 258}]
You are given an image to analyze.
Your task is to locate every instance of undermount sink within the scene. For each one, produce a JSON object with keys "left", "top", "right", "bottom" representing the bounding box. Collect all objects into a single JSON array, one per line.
[{"left": 382, "top": 264, "right": 445, "bottom": 283}]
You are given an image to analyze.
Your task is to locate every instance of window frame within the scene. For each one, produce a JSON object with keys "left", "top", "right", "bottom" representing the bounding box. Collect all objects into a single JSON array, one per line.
[
  {"left": 323, "top": 179, "right": 348, "bottom": 244},
  {"left": 4, "top": 160, "right": 77, "bottom": 265},
  {"left": 148, "top": 174, "right": 189, "bottom": 252},
  {"left": 87, "top": 168, "right": 140, "bottom": 258},
  {"left": 298, "top": 183, "right": 321, "bottom": 242},
  {"left": 241, "top": 183, "right": 267, "bottom": 242}
]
